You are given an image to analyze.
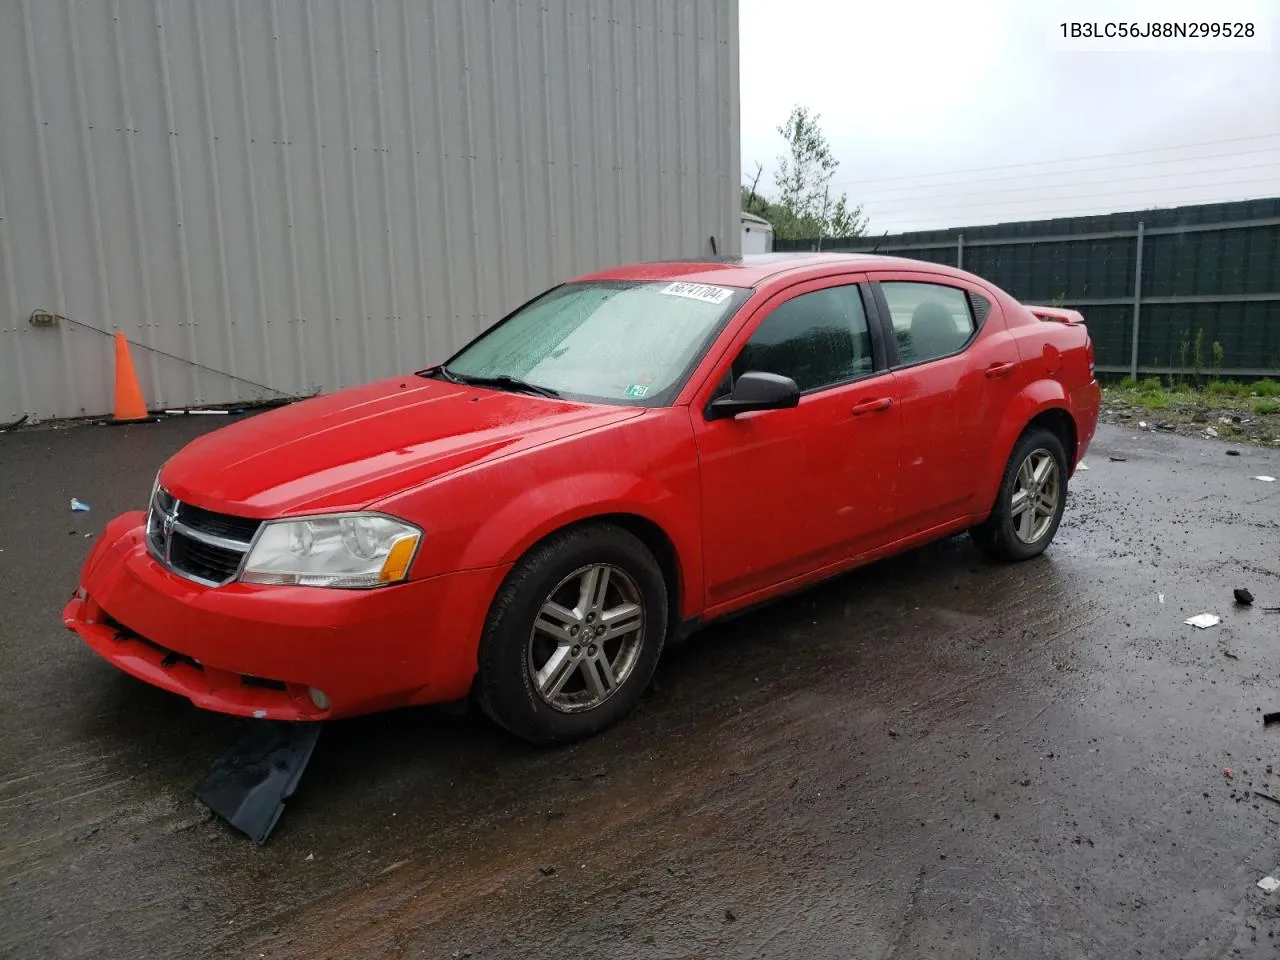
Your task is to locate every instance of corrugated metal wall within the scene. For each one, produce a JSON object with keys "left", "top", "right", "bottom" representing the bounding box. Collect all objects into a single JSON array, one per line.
[{"left": 0, "top": 0, "right": 741, "bottom": 421}]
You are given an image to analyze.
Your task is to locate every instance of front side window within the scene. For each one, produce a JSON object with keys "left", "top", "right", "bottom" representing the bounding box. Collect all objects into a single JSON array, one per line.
[
  {"left": 444, "top": 281, "right": 748, "bottom": 404},
  {"left": 732, "top": 284, "right": 874, "bottom": 392},
  {"left": 879, "top": 282, "right": 976, "bottom": 366}
]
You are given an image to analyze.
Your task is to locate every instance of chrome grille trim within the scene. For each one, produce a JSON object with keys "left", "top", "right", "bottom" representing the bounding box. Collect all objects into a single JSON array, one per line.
[
  {"left": 170, "top": 520, "right": 255, "bottom": 553},
  {"left": 145, "top": 487, "right": 261, "bottom": 587}
]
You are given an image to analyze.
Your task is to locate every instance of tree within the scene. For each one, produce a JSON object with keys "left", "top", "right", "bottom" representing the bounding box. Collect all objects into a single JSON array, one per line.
[{"left": 744, "top": 105, "right": 867, "bottom": 242}]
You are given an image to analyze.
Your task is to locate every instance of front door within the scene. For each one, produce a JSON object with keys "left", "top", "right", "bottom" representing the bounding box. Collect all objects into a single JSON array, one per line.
[{"left": 692, "top": 278, "right": 901, "bottom": 609}]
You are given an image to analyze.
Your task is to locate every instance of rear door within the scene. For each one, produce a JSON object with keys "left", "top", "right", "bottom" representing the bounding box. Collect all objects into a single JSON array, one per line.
[
  {"left": 869, "top": 273, "right": 1021, "bottom": 533},
  {"left": 691, "top": 276, "right": 901, "bottom": 608}
]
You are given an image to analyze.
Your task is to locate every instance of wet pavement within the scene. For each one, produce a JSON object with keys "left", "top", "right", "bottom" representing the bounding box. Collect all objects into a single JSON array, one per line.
[{"left": 2, "top": 417, "right": 1280, "bottom": 959}]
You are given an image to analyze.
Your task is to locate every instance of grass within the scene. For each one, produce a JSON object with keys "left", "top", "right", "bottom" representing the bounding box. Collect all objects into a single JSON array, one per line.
[
  {"left": 1103, "top": 376, "right": 1280, "bottom": 445},
  {"left": 1206, "top": 380, "right": 1250, "bottom": 398},
  {"left": 1253, "top": 379, "right": 1280, "bottom": 398},
  {"left": 1104, "top": 377, "right": 1280, "bottom": 418},
  {"left": 1130, "top": 391, "right": 1174, "bottom": 410}
]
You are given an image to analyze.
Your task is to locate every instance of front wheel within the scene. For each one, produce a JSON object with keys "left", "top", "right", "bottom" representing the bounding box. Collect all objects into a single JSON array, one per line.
[
  {"left": 475, "top": 524, "right": 668, "bottom": 744},
  {"left": 970, "top": 427, "right": 1068, "bottom": 561}
]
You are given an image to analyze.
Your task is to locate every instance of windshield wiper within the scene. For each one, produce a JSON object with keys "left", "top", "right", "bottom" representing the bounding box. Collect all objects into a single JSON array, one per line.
[{"left": 444, "top": 370, "right": 561, "bottom": 399}]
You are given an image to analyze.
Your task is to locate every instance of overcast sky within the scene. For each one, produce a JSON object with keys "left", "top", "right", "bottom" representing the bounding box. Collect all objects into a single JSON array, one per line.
[{"left": 739, "top": 0, "right": 1280, "bottom": 234}]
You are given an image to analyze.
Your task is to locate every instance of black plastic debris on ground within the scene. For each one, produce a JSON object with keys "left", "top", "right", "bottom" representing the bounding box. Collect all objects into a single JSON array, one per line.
[
  {"left": 1235, "top": 588, "right": 1255, "bottom": 606},
  {"left": 193, "top": 721, "right": 321, "bottom": 845},
  {"left": 1264, "top": 712, "right": 1280, "bottom": 727}
]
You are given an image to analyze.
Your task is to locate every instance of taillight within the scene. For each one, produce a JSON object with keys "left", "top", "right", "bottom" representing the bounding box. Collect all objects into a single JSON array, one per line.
[{"left": 1086, "top": 336, "right": 1095, "bottom": 377}]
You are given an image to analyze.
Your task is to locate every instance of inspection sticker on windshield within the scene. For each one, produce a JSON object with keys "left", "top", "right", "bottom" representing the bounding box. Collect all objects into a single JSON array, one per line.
[
  {"left": 659, "top": 282, "right": 733, "bottom": 305},
  {"left": 625, "top": 384, "right": 650, "bottom": 398}
]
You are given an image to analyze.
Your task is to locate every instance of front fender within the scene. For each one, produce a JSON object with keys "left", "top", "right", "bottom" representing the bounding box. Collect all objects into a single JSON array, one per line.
[
  {"left": 975, "top": 380, "right": 1072, "bottom": 518},
  {"left": 457, "top": 471, "right": 702, "bottom": 618}
]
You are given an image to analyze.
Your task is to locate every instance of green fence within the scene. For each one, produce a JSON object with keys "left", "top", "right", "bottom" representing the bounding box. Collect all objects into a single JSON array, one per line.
[{"left": 775, "top": 198, "right": 1280, "bottom": 377}]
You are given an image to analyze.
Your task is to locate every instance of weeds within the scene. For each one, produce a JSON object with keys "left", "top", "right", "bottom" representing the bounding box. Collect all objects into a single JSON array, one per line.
[
  {"left": 1253, "top": 379, "right": 1280, "bottom": 398},
  {"left": 1106, "top": 377, "right": 1280, "bottom": 418},
  {"left": 1131, "top": 391, "right": 1174, "bottom": 410},
  {"left": 1206, "top": 380, "right": 1249, "bottom": 398}
]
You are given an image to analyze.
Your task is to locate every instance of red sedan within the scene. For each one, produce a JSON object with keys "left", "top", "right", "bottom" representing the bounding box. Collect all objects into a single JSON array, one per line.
[{"left": 65, "top": 254, "right": 1100, "bottom": 743}]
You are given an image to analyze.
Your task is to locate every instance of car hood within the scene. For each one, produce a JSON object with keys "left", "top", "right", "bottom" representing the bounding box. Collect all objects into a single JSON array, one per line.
[{"left": 160, "top": 376, "right": 643, "bottom": 516}]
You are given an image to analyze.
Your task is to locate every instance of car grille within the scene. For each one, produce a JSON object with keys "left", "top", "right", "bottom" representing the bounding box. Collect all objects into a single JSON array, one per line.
[{"left": 146, "top": 486, "right": 262, "bottom": 586}]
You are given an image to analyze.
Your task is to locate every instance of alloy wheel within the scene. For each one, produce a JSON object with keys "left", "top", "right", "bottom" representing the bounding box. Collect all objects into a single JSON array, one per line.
[
  {"left": 527, "top": 564, "right": 646, "bottom": 713},
  {"left": 1010, "top": 448, "right": 1060, "bottom": 544}
]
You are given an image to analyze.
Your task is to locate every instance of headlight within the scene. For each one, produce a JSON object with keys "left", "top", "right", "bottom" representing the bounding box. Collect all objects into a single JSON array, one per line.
[{"left": 240, "top": 514, "right": 422, "bottom": 588}]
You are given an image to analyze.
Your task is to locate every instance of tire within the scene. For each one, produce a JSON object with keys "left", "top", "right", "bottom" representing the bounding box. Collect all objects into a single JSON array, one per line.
[
  {"left": 970, "top": 427, "right": 1068, "bottom": 562},
  {"left": 474, "top": 524, "right": 668, "bottom": 744}
]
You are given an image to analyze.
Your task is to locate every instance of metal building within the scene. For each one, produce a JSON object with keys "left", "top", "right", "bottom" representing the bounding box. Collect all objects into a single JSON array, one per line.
[{"left": 0, "top": 0, "right": 740, "bottom": 422}]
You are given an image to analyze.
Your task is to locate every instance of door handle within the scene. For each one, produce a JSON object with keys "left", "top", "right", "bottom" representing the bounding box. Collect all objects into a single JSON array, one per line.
[
  {"left": 985, "top": 361, "right": 1016, "bottom": 380},
  {"left": 851, "top": 397, "right": 894, "bottom": 416}
]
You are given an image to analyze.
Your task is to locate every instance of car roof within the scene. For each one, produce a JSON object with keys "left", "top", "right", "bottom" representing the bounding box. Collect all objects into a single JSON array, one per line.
[{"left": 575, "top": 252, "right": 966, "bottom": 288}]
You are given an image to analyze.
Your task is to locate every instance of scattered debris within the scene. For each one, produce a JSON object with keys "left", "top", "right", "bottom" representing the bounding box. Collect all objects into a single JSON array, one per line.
[
  {"left": 1263, "top": 607, "right": 1280, "bottom": 614},
  {"left": 1138, "top": 421, "right": 1149, "bottom": 429},
  {"left": 1226, "top": 449, "right": 1241, "bottom": 456},
  {"left": 193, "top": 721, "right": 322, "bottom": 845},
  {"left": 1253, "top": 476, "right": 1277, "bottom": 483},
  {"left": 539, "top": 865, "right": 556, "bottom": 876},
  {"left": 724, "top": 909, "right": 737, "bottom": 922},
  {"left": 0, "top": 414, "right": 29, "bottom": 432},
  {"left": 164, "top": 408, "right": 231, "bottom": 416},
  {"left": 1076, "top": 460, "right": 1088, "bottom": 470},
  {"left": 1205, "top": 426, "right": 1219, "bottom": 438},
  {"left": 1235, "top": 588, "right": 1255, "bottom": 606},
  {"left": 70, "top": 498, "right": 91, "bottom": 513},
  {"left": 1223, "top": 650, "right": 1239, "bottom": 660},
  {"left": 1224, "top": 768, "right": 1233, "bottom": 778},
  {"left": 1264, "top": 712, "right": 1280, "bottom": 727},
  {"left": 83, "top": 533, "right": 92, "bottom": 539},
  {"left": 1158, "top": 422, "right": 1176, "bottom": 431},
  {"left": 1109, "top": 455, "right": 1127, "bottom": 462},
  {"left": 1255, "top": 792, "right": 1280, "bottom": 807},
  {"left": 1259, "top": 875, "right": 1280, "bottom": 894},
  {"left": 1158, "top": 593, "right": 1165, "bottom": 604},
  {"left": 1185, "top": 613, "right": 1221, "bottom": 629},
  {"left": 305, "top": 852, "right": 314, "bottom": 861}
]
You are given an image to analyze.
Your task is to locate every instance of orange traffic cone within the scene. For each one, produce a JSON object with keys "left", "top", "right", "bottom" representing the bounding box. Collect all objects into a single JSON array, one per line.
[{"left": 110, "top": 331, "right": 151, "bottom": 424}]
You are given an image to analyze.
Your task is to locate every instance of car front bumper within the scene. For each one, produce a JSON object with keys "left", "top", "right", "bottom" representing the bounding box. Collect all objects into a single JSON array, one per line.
[{"left": 63, "top": 512, "right": 509, "bottom": 720}]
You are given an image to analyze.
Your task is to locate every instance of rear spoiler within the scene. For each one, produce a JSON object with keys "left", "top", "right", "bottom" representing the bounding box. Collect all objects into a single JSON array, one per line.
[{"left": 1025, "top": 304, "right": 1086, "bottom": 325}]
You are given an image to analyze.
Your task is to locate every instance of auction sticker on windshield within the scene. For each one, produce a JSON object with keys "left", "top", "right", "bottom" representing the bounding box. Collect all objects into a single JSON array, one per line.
[{"left": 660, "top": 282, "right": 734, "bottom": 305}]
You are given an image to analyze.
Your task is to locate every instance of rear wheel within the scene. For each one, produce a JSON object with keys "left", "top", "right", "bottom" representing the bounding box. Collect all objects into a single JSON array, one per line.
[
  {"left": 970, "top": 427, "right": 1067, "bottom": 561},
  {"left": 475, "top": 524, "right": 668, "bottom": 744}
]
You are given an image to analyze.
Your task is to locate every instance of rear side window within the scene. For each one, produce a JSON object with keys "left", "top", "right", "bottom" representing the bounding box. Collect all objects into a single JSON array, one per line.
[
  {"left": 880, "top": 282, "right": 976, "bottom": 366},
  {"left": 732, "top": 285, "right": 874, "bottom": 392}
]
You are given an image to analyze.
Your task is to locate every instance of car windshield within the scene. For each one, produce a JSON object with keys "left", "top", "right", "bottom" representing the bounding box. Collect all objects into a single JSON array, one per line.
[{"left": 443, "top": 280, "right": 748, "bottom": 404}]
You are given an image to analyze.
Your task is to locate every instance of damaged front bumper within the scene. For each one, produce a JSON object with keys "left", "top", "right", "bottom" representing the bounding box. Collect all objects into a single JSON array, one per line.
[{"left": 64, "top": 511, "right": 506, "bottom": 720}]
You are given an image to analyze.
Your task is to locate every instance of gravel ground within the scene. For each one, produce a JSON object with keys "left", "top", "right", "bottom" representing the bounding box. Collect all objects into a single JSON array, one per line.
[{"left": 2, "top": 418, "right": 1280, "bottom": 959}]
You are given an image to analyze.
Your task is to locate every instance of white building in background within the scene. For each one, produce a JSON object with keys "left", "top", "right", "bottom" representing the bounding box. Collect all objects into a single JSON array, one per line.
[
  {"left": 0, "top": 0, "right": 740, "bottom": 422},
  {"left": 740, "top": 211, "right": 773, "bottom": 254}
]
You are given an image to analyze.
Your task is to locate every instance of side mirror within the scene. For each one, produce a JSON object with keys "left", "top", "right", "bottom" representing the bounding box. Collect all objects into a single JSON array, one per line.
[{"left": 708, "top": 371, "right": 800, "bottom": 420}]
